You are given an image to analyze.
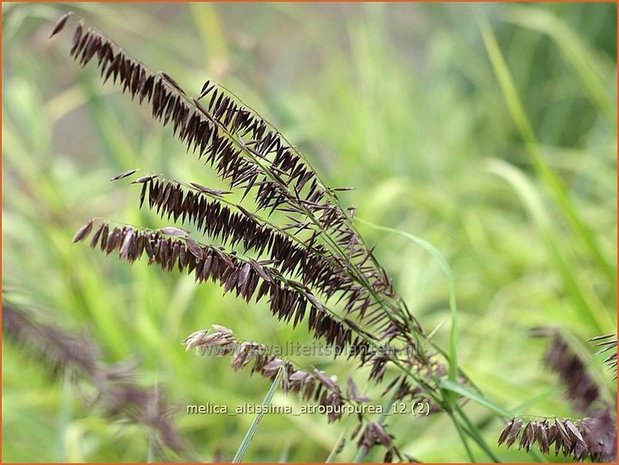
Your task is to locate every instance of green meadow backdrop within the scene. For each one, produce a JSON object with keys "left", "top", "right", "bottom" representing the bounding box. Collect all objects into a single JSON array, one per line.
[{"left": 3, "top": 2, "right": 616, "bottom": 462}]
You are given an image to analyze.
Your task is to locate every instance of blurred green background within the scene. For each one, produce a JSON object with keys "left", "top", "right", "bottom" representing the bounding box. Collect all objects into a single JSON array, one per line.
[{"left": 2, "top": 2, "right": 616, "bottom": 462}]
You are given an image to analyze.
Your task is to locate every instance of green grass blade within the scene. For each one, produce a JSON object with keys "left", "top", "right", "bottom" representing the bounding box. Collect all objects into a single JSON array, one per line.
[
  {"left": 440, "top": 380, "right": 513, "bottom": 418},
  {"left": 476, "top": 9, "right": 616, "bottom": 289},
  {"left": 277, "top": 439, "right": 292, "bottom": 463},
  {"left": 355, "top": 218, "right": 459, "bottom": 384},
  {"left": 451, "top": 415, "right": 477, "bottom": 463},
  {"left": 189, "top": 3, "right": 229, "bottom": 70},
  {"left": 232, "top": 369, "right": 282, "bottom": 463},
  {"left": 355, "top": 218, "right": 502, "bottom": 460},
  {"left": 501, "top": 4, "right": 613, "bottom": 120},
  {"left": 486, "top": 157, "right": 612, "bottom": 333},
  {"left": 55, "top": 370, "right": 73, "bottom": 462},
  {"left": 453, "top": 404, "right": 501, "bottom": 463}
]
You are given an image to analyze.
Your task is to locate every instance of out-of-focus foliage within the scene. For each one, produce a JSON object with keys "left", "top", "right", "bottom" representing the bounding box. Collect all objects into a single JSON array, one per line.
[{"left": 3, "top": 3, "right": 616, "bottom": 462}]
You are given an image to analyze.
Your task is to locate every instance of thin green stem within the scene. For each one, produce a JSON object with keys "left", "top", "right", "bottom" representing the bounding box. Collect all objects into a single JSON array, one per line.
[
  {"left": 450, "top": 412, "right": 476, "bottom": 462},
  {"left": 455, "top": 404, "right": 501, "bottom": 463},
  {"left": 233, "top": 368, "right": 282, "bottom": 463}
]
